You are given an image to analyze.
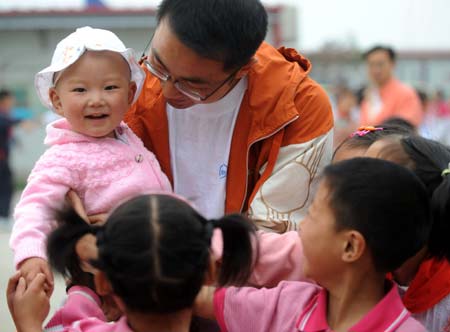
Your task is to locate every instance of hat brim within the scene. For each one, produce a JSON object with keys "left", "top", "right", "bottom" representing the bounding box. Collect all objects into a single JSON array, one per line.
[{"left": 35, "top": 47, "right": 145, "bottom": 110}]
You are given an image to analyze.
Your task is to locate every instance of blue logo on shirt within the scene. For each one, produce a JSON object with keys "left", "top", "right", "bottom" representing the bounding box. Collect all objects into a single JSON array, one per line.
[{"left": 219, "top": 164, "right": 228, "bottom": 179}]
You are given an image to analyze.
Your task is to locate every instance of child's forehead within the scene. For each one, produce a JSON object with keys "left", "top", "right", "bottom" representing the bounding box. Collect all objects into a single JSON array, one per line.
[
  {"left": 332, "top": 145, "right": 367, "bottom": 163},
  {"left": 364, "top": 138, "right": 398, "bottom": 159},
  {"left": 310, "top": 180, "right": 333, "bottom": 211}
]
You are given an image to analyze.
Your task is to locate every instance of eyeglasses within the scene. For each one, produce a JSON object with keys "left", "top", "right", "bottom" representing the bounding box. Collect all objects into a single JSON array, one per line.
[{"left": 141, "top": 36, "right": 238, "bottom": 102}]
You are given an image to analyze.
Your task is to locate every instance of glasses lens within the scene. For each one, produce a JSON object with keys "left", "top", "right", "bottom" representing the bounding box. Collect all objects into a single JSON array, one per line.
[
  {"left": 145, "top": 60, "right": 169, "bottom": 81},
  {"left": 174, "top": 82, "right": 203, "bottom": 101}
]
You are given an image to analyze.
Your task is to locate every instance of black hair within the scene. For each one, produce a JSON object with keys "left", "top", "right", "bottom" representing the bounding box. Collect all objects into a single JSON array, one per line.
[
  {"left": 48, "top": 194, "right": 257, "bottom": 314},
  {"left": 363, "top": 45, "right": 396, "bottom": 62},
  {"left": 415, "top": 88, "right": 428, "bottom": 107},
  {"left": 0, "top": 89, "right": 13, "bottom": 101},
  {"left": 333, "top": 124, "right": 411, "bottom": 160},
  {"left": 323, "top": 158, "right": 431, "bottom": 273},
  {"left": 156, "top": 0, "right": 268, "bottom": 71},
  {"left": 375, "top": 136, "right": 450, "bottom": 261},
  {"left": 379, "top": 117, "right": 416, "bottom": 134}
]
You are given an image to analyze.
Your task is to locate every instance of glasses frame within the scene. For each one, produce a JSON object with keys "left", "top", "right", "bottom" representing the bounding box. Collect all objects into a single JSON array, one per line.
[{"left": 141, "top": 35, "right": 239, "bottom": 102}]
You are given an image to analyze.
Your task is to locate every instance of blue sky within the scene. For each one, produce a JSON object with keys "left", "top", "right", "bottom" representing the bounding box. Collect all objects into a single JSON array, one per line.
[{"left": 1, "top": 0, "right": 449, "bottom": 51}]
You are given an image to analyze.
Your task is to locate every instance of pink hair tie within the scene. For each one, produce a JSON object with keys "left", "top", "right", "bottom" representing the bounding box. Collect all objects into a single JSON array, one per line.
[{"left": 350, "top": 126, "right": 384, "bottom": 138}]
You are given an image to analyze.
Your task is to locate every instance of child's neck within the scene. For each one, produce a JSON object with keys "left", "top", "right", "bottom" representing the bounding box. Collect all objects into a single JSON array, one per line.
[
  {"left": 126, "top": 308, "right": 192, "bottom": 332},
  {"left": 326, "top": 270, "right": 386, "bottom": 332}
]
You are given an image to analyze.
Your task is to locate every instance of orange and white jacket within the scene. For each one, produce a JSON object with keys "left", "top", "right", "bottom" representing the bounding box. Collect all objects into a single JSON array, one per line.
[{"left": 125, "top": 42, "right": 334, "bottom": 233}]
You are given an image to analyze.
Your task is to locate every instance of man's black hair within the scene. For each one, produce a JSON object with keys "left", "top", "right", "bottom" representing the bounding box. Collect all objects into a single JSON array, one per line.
[
  {"left": 363, "top": 45, "right": 396, "bottom": 62},
  {"left": 157, "top": 0, "right": 268, "bottom": 71}
]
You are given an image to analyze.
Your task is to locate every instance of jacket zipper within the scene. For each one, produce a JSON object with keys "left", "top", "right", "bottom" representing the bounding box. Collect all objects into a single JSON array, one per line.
[{"left": 239, "top": 114, "right": 300, "bottom": 213}]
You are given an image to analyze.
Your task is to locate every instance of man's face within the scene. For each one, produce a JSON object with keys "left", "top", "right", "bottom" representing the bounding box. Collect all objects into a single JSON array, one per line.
[
  {"left": 366, "top": 50, "right": 395, "bottom": 87},
  {"left": 149, "top": 19, "right": 239, "bottom": 109}
]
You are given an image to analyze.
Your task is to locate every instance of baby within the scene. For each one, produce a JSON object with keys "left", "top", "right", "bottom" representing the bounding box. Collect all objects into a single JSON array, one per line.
[{"left": 10, "top": 26, "right": 171, "bottom": 294}]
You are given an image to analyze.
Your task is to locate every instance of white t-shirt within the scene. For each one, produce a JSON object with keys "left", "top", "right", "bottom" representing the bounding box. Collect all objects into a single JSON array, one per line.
[{"left": 167, "top": 77, "right": 248, "bottom": 219}]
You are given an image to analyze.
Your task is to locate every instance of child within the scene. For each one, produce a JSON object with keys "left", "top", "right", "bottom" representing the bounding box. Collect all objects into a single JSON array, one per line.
[
  {"left": 9, "top": 27, "right": 171, "bottom": 294},
  {"left": 245, "top": 124, "right": 413, "bottom": 288},
  {"left": 196, "top": 158, "right": 430, "bottom": 331},
  {"left": 332, "top": 124, "right": 410, "bottom": 162},
  {"left": 7, "top": 194, "right": 257, "bottom": 332},
  {"left": 365, "top": 135, "right": 450, "bottom": 332}
]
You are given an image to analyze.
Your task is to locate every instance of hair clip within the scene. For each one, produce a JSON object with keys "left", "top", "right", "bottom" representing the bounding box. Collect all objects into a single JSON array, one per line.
[
  {"left": 350, "top": 126, "right": 384, "bottom": 138},
  {"left": 442, "top": 162, "right": 450, "bottom": 178}
]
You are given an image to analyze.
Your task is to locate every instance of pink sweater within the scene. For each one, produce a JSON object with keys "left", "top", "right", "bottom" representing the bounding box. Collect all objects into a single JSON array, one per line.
[
  {"left": 215, "top": 281, "right": 426, "bottom": 332},
  {"left": 44, "top": 286, "right": 133, "bottom": 332},
  {"left": 10, "top": 118, "right": 171, "bottom": 267}
]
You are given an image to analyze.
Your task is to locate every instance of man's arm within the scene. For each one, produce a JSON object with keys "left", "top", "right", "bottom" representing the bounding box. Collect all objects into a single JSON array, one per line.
[{"left": 249, "top": 77, "right": 333, "bottom": 233}]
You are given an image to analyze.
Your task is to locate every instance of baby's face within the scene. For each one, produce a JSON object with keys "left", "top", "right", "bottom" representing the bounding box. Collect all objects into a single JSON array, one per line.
[{"left": 49, "top": 51, "right": 136, "bottom": 138}]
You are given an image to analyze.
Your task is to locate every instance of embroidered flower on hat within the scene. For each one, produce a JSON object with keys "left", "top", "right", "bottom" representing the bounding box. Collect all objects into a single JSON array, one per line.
[{"left": 62, "top": 46, "right": 76, "bottom": 64}]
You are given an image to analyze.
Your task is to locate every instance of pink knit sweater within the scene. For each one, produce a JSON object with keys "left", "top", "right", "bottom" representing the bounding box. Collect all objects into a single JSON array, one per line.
[{"left": 10, "top": 118, "right": 171, "bottom": 267}]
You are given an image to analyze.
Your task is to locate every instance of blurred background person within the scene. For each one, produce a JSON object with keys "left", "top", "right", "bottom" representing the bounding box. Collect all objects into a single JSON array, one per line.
[
  {"left": 333, "top": 86, "right": 359, "bottom": 147},
  {"left": 430, "top": 90, "right": 450, "bottom": 118},
  {"left": 0, "top": 89, "right": 21, "bottom": 224},
  {"left": 359, "top": 45, "right": 423, "bottom": 127}
]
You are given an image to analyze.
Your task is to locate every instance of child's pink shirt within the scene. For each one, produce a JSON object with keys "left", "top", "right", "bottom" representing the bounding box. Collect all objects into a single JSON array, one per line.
[
  {"left": 214, "top": 281, "right": 427, "bottom": 332},
  {"left": 44, "top": 286, "right": 133, "bottom": 332},
  {"left": 10, "top": 118, "right": 171, "bottom": 267}
]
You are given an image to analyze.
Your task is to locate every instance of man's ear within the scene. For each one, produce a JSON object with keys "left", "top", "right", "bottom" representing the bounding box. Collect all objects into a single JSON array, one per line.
[
  {"left": 234, "top": 57, "right": 257, "bottom": 80},
  {"left": 341, "top": 230, "right": 366, "bottom": 263},
  {"left": 49, "top": 87, "right": 64, "bottom": 116},
  {"left": 128, "top": 81, "right": 137, "bottom": 105}
]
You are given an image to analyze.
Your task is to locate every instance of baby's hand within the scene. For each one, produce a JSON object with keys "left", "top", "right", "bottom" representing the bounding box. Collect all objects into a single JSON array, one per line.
[
  {"left": 7, "top": 271, "right": 49, "bottom": 332},
  {"left": 19, "top": 257, "right": 54, "bottom": 297}
]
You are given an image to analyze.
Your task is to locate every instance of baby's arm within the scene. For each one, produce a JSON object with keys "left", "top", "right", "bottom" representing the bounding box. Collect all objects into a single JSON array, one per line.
[
  {"left": 10, "top": 153, "right": 75, "bottom": 292},
  {"left": 249, "top": 230, "right": 307, "bottom": 287}
]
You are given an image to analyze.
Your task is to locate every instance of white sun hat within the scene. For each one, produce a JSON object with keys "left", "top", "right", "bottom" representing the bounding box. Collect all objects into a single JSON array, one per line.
[{"left": 35, "top": 26, "right": 145, "bottom": 110}]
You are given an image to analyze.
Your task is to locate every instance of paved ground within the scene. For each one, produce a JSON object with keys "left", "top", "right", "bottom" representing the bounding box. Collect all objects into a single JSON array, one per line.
[{"left": 0, "top": 193, "right": 66, "bottom": 330}]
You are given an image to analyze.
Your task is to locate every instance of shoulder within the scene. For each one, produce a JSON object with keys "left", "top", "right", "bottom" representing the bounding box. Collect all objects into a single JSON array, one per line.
[
  {"left": 391, "top": 79, "right": 419, "bottom": 98},
  {"left": 225, "top": 281, "right": 319, "bottom": 308},
  {"left": 396, "top": 316, "right": 427, "bottom": 332}
]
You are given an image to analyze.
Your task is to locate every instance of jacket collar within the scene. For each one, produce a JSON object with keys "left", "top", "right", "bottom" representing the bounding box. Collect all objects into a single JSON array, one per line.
[
  {"left": 296, "top": 281, "right": 410, "bottom": 332},
  {"left": 242, "top": 42, "right": 311, "bottom": 143}
]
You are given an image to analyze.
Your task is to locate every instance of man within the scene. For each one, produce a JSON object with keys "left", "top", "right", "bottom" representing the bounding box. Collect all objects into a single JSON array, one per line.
[
  {"left": 125, "top": 0, "right": 333, "bottom": 233},
  {"left": 0, "top": 89, "right": 20, "bottom": 221},
  {"left": 360, "top": 45, "right": 423, "bottom": 127}
]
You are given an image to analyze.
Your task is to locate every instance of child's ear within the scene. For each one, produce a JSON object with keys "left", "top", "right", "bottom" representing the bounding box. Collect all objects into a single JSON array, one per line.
[
  {"left": 94, "top": 270, "right": 113, "bottom": 296},
  {"left": 128, "top": 81, "right": 137, "bottom": 105},
  {"left": 341, "top": 230, "right": 366, "bottom": 263},
  {"left": 49, "top": 87, "right": 64, "bottom": 116}
]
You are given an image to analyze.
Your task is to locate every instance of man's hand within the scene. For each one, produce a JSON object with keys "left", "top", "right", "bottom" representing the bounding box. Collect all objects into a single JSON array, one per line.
[
  {"left": 7, "top": 271, "right": 48, "bottom": 332},
  {"left": 66, "top": 190, "right": 107, "bottom": 225},
  {"left": 18, "top": 257, "right": 54, "bottom": 297}
]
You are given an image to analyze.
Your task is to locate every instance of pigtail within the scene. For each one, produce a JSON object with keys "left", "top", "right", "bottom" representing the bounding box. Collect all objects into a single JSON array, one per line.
[
  {"left": 212, "top": 214, "right": 258, "bottom": 286},
  {"left": 47, "top": 206, "right": 98, "bottom": 288},
  {"left": 429, "top": 173, "right": 450, "bottom": 261}
]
